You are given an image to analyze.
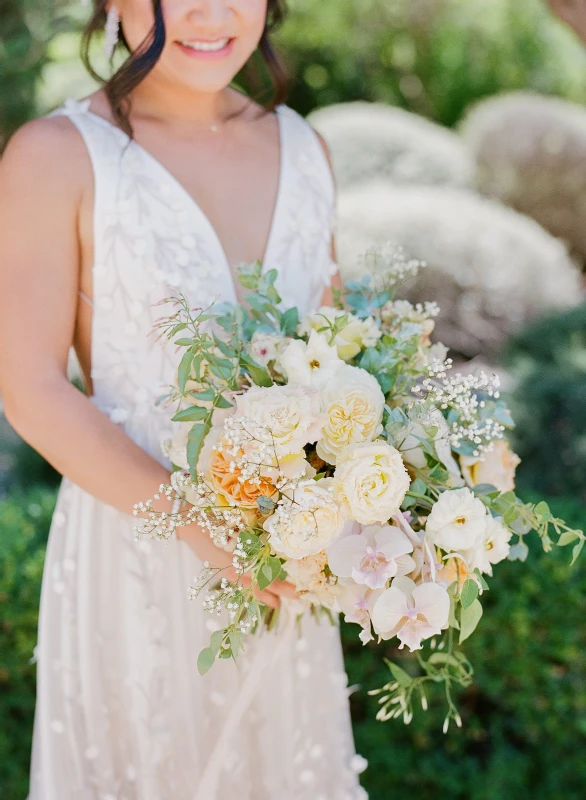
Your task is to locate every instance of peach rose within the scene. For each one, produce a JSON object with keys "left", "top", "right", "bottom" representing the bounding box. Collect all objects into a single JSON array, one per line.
[{"left": 460, "top": 440, "right": 521, "bottom": 493}]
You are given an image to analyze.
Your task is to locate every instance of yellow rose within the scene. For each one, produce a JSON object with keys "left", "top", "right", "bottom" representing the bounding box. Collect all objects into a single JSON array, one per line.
[{"left": 460, "top": 440, "right": 521, "bottom": 493}]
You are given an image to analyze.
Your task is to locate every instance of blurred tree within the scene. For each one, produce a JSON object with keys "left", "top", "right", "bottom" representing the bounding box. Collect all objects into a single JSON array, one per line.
[
  {"left": 276, "top": 0, "right": 586, "bottom": 126},
  {"left": 0, "top": 0, "right": 73, "bottom": 149}
]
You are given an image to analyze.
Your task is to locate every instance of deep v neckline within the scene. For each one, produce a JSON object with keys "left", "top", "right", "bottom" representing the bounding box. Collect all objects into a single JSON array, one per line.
[{"left": 82, "top": 104, "right": 287, "bottom": 303}]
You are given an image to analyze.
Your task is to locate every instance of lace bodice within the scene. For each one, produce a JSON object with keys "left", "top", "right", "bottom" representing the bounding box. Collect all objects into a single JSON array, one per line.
[{"left": 49, "top": 98, "right": 338, "bottom": 459}]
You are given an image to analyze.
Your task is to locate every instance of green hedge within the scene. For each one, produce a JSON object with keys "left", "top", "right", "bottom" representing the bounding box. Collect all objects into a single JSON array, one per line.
[
  {"left": 1, "top": 483, "right": 585, "bottom": 800},
  {"left": 0, "top": 486, "right": 56, "bottom": 800},
  {"left": 502, "top": 303, "right": 586, "bottom": 504}
]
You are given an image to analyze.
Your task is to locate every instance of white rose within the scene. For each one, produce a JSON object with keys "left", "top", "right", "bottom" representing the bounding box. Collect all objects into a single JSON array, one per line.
[
  {"left": 263, "top": 480, "right": 346, "bottom": 559},
  {"left": 425, "top": 488, "right": 488, "bottom": 553},
  {"left": 233, "top": 384, "right": 323, "bottom": 459},
  {"left": 317, "top": 365, "right": 385, "bottom": 465},
  {"left": 299, "top": 306, "right": 382, "bottom": 360},
  {"left": 333, "top": 441, "right": 411, "bottom": 525},
  {"left": 279, "top": 330, "right": 344, "bottom": 389},
  {"left": 463, "top": 515, "right": 512, "bottom": 576}
]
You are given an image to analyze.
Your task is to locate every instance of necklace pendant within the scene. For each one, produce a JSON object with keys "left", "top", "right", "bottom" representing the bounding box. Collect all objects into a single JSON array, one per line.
[{"left": 210, "top": 123, "right": 218, "bottom": 133}]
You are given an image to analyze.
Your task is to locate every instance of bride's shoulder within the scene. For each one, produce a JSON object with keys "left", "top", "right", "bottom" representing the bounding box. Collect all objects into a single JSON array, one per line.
[
  {"left": 0, "top": 103, "right": 92, "bottom": 202},
  {"left": 278, "top": 103, "right": 335, "bottom": 183}
]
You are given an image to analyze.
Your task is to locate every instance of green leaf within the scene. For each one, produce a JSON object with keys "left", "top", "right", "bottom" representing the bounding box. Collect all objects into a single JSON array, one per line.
[
  {"left": 174, "top": 337, "right": 195, "bottom": 347},
  {"left": 187, "top": 422, "right": 210, "bottom": 475},
  {"left": 245, "top": 362, "right": 273, "bottom": 387},
  {"left": 177, "top": 350, "right": 194, "bottom": 393},
  {"left": 571, "top": 539, "right": 585, "bottom": 565},
  {"left": 386, "top": 660, "right": 412, "bottom": 687},
  {"left": 209, "top": 630, "right": 224, "bottom": 655},
  {"left": 188, "top": 388, "right": 216, "bottom": 401},
  {"left": 535, "top": 501, "right": 552, "bottom": 522},
  {"left": 171, "top": 405, "right": 209, "bottom": 422},
  {"left": 410, "top": 478, "right": 427, "bottom": 496},
  {"left": 197, "top": 646, "right": 216, "bottom": 675},
  {"left": 281, "top": 307, "right": 299, "bottom": 336},
  {"left": 460, "top": 579, "right": 479, "bottom": 610},
  {"left": 215, "top": 394, "right": 234, "bottom": 409},
  {"left": 558, "top": 530, "right": 581, "bottom": 547},
  {"left": 213, "top": 334, "right": 238, "bottom": 359},
  {"left": 459, "top": 598, "right": 483, "bottom": 644},
  {"left": 428, "top": 652, "right": 461, "bottom": 668}
]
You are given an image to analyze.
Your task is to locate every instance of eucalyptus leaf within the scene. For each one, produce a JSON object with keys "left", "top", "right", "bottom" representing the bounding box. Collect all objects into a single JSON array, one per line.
[
  {"left": 460, "top": 579, "right": 479, "bottom": 610},
  {"left": 197, "top": 646, "right": 216, "bottom": 676},
  {"left": 508, "top": 541, "right": 529, "bottom": 562}
]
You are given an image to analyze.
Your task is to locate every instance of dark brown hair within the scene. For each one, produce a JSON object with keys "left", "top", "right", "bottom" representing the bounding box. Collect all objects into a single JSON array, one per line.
[{"left": 81, "top": 1, "right": 290, "bottom": 137}]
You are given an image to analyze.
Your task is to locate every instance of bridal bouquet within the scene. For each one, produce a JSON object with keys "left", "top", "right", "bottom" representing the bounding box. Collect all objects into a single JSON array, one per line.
[{"left": 133, "top": 243, "right": 584, "bottom": 730}]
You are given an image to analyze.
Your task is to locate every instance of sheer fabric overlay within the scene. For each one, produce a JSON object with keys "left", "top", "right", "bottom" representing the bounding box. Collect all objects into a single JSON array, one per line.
[{"left": 28, "top": 98, "right": 368, "bottom": 800}]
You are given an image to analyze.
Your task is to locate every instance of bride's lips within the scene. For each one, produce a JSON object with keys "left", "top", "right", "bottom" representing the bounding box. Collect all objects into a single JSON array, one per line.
[{"left": 175, "top": 38, "right": 235, "bottom": 60}]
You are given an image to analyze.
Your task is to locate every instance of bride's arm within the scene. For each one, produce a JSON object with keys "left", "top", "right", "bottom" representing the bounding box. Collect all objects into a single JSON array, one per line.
[
  {"left": 0, "top": 118, "right": 294, "bottom": 606},
  {"left": 0, "top": 118, "right": 177, "bottom": 519},
  {"left": 312, "top": 128, "right": 343, "bottom": 306}
]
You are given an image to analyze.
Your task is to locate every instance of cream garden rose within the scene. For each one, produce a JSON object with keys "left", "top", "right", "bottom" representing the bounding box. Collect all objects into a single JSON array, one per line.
[
  {"left": 263, "top": 480, "right": 346, "bottom": 559},
  {"left": 460, "top": 439, "right": 521, "bottom": 493},
  {"left": 317, "top": 365, "right": 385, "bottom": 465},
  {"left": 299, "top": 306, "right": 382, "bottom": 360},
  {"left": 233, "top": 384, "right": 323, "bottom": 459},
  {"left": 333, "top": 441, "right": 411, "bottom": 525}
]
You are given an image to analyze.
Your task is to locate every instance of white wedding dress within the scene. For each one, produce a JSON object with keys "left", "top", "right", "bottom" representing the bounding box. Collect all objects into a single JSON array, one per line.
[{"left": 28, "top": 97, "right": 368, "bottom": 800}]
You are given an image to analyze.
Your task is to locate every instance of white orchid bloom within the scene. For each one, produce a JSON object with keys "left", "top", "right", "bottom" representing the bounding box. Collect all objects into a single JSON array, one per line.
[
  {"left": 279, "top": 330, "right": 344, "bottom": 389},
  {"left": 337, "top": 584, "right": 383, "bottom": 645},
  {"left": 328, "top": 524, "right": 416, "bottom": 589},
  {"left": 371, "top": 575, "right": 450, "bottom": 652}
]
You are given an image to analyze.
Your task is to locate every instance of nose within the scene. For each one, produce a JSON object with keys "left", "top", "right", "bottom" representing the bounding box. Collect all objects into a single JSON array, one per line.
[{"left": 186, "top": 0, "right": 233, "bottom": 24}]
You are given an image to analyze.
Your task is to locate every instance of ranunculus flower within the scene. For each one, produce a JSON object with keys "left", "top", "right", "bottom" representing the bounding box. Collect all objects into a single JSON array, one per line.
[
  {"left": 328, "top": 523, "right": 415, "bottom": 589},
  {"left": 463, "top": 515, "right": 512, "bottom": 576},
  {"left": 333, "top": 442, "right": 411, "bottom": 525},
  {"left": 425, "top": 488, "right": 488, "bottom": 552},
  {"left": 371, "top": 575, "right": 450, "bottom": 651},
  {"left": 316, "top": 365, "right": 385, "bottom": 465},
  {"left": 299, "top": 306, "right": 382, "bottom": 360},
  {"left": 233, "top": 384, "right": 323, "bottom": 459},
  {"left": 460, "top": 439, "right": 521, "bottom": 493},
  {"left": 279, "top": 330, "right": 344, "bottom": 389},
  {"left": 263, "top": 480, "right": 345, "bottom": 560}
]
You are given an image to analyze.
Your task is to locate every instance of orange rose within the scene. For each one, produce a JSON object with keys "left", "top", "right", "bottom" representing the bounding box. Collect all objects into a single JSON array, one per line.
[{"left": 207, "top": 448, "right": 277, "bottom": 509}]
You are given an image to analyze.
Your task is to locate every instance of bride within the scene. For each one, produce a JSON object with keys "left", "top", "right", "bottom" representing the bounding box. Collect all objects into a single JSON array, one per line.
[{"left": 0, "top": 1, "right": 368, "bottom": 798}]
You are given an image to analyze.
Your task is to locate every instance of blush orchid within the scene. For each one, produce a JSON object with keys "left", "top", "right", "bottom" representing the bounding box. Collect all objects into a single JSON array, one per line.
[
  {"left": 370, "top": 576, "right": 450, "bottom": 651},
  {"left": 328, "top": 524, "right": 416, "bottom": 590}
]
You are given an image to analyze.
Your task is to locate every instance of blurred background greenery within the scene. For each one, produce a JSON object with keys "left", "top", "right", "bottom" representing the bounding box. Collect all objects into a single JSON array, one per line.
[{"left": 1, "top": 0, "right": 586, "bottom": 798}]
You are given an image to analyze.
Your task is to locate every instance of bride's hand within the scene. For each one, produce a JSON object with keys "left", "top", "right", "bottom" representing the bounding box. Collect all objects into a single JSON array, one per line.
[{"left": 177, "top": 522, "right": 299, "bottom": 610}]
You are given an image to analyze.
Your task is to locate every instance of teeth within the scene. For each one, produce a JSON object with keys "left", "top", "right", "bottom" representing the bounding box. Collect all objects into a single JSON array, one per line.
[{"left": 181, "top": 38, "right": 230, "bottom": 52}]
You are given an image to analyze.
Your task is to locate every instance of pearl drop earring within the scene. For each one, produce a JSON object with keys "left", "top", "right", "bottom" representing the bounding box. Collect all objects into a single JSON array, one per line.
[{"left": 104, "top": 5, "right": 120, "bottom": 60}]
